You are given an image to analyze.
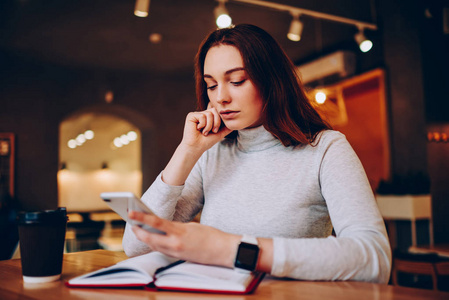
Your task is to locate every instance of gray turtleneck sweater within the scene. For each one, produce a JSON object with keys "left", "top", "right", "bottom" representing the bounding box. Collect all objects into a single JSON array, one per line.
[{"left": 122, "top": 126, "right": 391, "bottom": 283}]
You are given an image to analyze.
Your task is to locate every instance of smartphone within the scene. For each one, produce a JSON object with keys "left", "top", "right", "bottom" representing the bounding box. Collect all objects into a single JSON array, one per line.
[{"left": 100, "top": 192, "right": 166, "bottom": 235}]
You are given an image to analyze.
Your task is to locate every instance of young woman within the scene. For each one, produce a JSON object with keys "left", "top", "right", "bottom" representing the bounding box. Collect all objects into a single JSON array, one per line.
[{"left": 123, "top": 24, "right": 391, "bottom": 283}]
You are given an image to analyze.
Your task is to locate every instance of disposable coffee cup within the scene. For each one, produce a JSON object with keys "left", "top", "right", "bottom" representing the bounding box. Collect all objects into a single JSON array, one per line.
[{"left": 17, "top": 207, "right": 68, "bottom": 283}]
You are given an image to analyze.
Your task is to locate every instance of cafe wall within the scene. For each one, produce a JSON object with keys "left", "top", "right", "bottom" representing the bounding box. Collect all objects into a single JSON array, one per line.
[
  {"left": 0, "top": 50, "right": 195, "bottom": 211},
  {"left": 427, "top": 123, "right": 449, "bottom": 244}
]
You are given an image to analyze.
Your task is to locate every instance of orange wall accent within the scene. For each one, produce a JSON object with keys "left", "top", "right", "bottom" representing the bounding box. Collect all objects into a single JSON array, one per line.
[
  {"left": 316, "top": 70, "right": 390, "bottom": 191},
  {"left": 336, "top": 78, "right": 387, "bottom": 190}
]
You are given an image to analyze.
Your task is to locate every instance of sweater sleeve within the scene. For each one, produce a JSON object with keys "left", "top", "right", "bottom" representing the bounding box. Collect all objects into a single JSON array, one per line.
[
  {"left": 122, "top": 161, "right": 205, "bottom": 257},
  {"left": 271, "top": 133, "right": 392, "bottom": 283}
]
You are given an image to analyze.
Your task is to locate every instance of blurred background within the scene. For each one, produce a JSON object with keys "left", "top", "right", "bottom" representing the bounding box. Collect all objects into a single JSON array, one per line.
[{"left": 0, "top": 0, "right": 448, "bottom": 283}]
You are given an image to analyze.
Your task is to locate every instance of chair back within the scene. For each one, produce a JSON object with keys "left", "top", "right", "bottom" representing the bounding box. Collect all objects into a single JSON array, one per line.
[{"left": 392, "top": 250, "right": 439, "bottom": 290}]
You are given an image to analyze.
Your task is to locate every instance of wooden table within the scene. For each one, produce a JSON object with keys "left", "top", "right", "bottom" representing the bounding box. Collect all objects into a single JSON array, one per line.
[
  {"left": 1, "top": 250, "right": 449, "bottom": 300},
  {"left": 409, "top": 244, "right": 449, "bottom": 258}
]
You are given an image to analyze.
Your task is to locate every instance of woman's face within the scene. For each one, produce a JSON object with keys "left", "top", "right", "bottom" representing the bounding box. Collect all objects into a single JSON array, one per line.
[{"left": 203, "top": 45, "right": 264, "bottom": 131}]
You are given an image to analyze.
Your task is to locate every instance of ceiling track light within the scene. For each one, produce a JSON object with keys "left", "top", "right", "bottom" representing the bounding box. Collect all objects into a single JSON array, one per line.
[
  {"left": 230, "top": 0, "right": 377, "bottom": 51},
  {"left": 354, "top": 27, "right": 373, "bottom": 53},
  {"left": 134, "top": 0, "right": 150, "bottom": 17},
  {"left": 287, "top": 13, "right": 303, "bottom": 42},
  {"left": 214, "top": 0, "right": 232, "bottom": 28}
]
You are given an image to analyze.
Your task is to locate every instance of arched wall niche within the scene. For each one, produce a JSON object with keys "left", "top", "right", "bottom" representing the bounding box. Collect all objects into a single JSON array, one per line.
[{"left": 58, "top": 104, "right": 156, "bottom": 212}]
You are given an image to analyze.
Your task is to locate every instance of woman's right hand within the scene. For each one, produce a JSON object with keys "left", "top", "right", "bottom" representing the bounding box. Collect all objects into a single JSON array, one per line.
[
  {"left": 180, "top": 106, "right": 232, "bottom": 154},
  {"left": 161, "top": 105, "right": 232, "bottom": 186}
]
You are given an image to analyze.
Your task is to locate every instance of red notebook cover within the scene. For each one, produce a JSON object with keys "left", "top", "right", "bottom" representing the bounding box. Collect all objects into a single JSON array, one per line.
[{"left": 65, "top": 272, "right": 264, "bottom": 294}]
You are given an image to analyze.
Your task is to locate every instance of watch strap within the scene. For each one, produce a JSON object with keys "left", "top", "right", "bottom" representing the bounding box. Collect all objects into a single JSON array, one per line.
[{"left": 240, "top": 235, "right": 258, "bottom": 245}]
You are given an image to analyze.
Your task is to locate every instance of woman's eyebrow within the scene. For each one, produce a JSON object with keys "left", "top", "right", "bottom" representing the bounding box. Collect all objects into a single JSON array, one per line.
[
  {"left": 224, "top": 67, "right": 245, "bottom": 75},
  {"left": 203, "top": 67, "right": 245, "bottom": 79}
]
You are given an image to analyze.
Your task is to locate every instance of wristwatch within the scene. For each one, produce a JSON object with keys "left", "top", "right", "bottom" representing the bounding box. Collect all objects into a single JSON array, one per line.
[{"left": 234, "top": 235, "right": 260, "bottom": 272}]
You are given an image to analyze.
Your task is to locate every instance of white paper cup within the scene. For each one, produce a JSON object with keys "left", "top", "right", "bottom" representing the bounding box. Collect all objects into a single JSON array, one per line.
[{"left": 23, "top": 274, "right": 61, "bottom": 283}]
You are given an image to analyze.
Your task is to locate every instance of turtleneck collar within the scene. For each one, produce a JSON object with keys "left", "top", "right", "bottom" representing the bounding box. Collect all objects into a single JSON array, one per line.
[{"left": 236, "top": 125, "right": 281, "bottom": 152}]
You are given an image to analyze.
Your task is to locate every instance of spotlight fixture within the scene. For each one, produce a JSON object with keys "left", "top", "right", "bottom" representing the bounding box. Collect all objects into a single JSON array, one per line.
[
  {"left": 315, "top": 91, "right": 327, "bottom": 104},
  {"left": 84, "top": 130, "right": 94, "bottom": 140},
  {"left": 111, "top": 130, "right": 138, "bottom": 149},
  {"left": 287, "top": 14, "right": 303, "bottom": 42},
  {"left": 214, "top": 0, "right": 232, "bottom": 28},
  {"left": 354, "top": 28, "right": 373, "bottom": 53},
  {"left": 134, "top": 0, "right": 150, "bottom": 17},
  {"left": 67, "top": 139, "right": 77, "bottom": 149},
  {"left": 231, "top": 0, "right": 378, "bottom": 51},
  {"left": 76, "top": 134, "right": 86, "bottom": 144}
]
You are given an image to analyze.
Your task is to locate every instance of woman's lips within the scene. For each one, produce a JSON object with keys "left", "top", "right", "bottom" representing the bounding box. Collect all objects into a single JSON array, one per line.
[{"left": 220, "top": 110, "right": 239, "bottom": 119}]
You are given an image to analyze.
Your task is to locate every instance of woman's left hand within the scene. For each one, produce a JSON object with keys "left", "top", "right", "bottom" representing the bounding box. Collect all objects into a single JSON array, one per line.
[{"left": 129, "top": 211, "right": 239, "bottom": 267}]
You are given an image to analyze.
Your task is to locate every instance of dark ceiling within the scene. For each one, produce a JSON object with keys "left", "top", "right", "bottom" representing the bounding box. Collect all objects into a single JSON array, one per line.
[{"left": 0, "top": 0, "right": 376, "bottom": 74}]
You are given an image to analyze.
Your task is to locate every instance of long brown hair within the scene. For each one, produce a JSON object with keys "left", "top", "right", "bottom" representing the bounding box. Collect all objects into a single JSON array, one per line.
[{"left": 194, "top": 24, "right": 331, "bottom": 146}]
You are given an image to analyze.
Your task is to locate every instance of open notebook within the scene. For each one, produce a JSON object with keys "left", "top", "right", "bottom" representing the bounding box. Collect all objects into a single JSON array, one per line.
[{"left": 66, "top": 251, "right": 264, "bottom": 294}]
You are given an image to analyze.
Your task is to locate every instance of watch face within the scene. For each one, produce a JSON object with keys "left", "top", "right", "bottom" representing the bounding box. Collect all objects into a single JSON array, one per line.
[{"left": 235, "top": 242, "right": 259, "bottom": 271}]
